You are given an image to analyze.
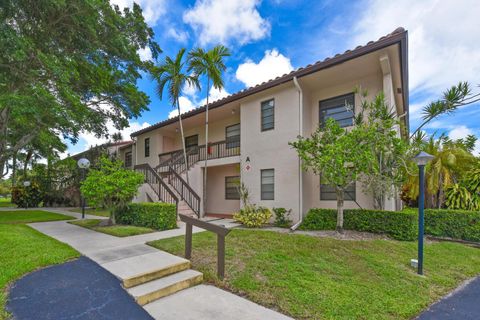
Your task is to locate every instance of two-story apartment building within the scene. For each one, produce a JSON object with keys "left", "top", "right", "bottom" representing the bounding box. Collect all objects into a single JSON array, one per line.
[{"left": 129, "top": 28, "right": 409, "bottom": 224}]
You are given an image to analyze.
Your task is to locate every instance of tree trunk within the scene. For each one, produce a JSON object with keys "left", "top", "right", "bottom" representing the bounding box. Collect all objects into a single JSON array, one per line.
[
  {"left": 336, "top": 187, "right": 344, "bottom": 233},
  {"left": 177, "top": 98, "right": 189, "bottom": 184},
  {"left": 202, "top": 77, "right": 210, "bottom": 217},
  {"left": 12, "top": 152, "right": 17, "bottom": 187},
  {"left": 110, "top": 209, "right": 116, "bottom": 225}
]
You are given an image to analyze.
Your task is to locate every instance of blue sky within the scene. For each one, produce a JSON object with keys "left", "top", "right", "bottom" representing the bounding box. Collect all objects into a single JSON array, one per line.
[{"left": 68, "top": 0, "right": 480, "bottom": 155}]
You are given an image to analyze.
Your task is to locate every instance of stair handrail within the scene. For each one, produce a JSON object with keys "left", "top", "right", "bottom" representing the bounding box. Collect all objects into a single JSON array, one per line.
[
  {"left": 168, "top": 164, "right": 201, "bottom": 217},
  {"left": 134, "top": 164, "right": 178, "bottom": 205}
]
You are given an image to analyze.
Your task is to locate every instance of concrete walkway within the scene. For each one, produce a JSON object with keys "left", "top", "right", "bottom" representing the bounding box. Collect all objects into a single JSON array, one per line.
[
  {"left": 417, "top": 276, "right": 480, "bottom": 320},
  {"left": 26, "top": 208, "right": 292, "bottom": 320}
]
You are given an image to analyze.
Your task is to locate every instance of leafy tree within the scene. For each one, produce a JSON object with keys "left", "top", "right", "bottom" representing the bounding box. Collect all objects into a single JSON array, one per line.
[
  {"left": 154, "top": 49, "right": 199, "bottom": 183},
  {"left": 188, "top": 45, "right": 230, "bottom": 214},
  {"left": 0, "top": 0, "right": 161, "bottom": 177},
  {"left": 290, "top": 118, "right": 374, "bottom": 231},
  {"left": 404, "top": 134, "right": 476, "bottom": 208},
  {"left": 354, "top": 90, "right": 410, "bottom": 209},
  {"left": 80, "top": 156, "right": 144, "bottom": 224}
]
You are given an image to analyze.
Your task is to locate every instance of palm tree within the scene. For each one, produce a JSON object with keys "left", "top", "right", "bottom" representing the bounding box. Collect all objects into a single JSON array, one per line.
[
  {"left": 154, "top": 48, "right": 199, "bottom": 183},
  {"left": 188, "top": 45, "right": 230, "bottom": 216},
  {"left": 405, "top": 134, "right": 476, "bottom": 208}
]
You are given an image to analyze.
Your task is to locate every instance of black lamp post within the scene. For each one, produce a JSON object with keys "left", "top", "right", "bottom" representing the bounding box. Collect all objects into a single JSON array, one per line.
[
  {"left": 412, "top": 151, "right": 434, "bottom": 275},
  {"left": 77, "top": 158, "right": 90, "bottom": 219}
]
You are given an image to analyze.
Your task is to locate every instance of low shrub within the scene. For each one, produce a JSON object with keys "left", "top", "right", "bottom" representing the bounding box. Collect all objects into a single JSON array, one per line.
[
  {"left": 11, "top": 182, "right": 43, "bottom": 208},
  {"left": 115, "top": 202, "right": 177, "bottom": 230},
  {"left": 300, "top": 208, "right": 417, "bottom": 241},
  {"left": 423, "top": 209, "right": 480, "bottom": 242},
  {"left": 234, "top": 205, "right": 272, "bottom": 228},
  {"left": 273, "top": 207, "right": 292, "bottom": 228}
]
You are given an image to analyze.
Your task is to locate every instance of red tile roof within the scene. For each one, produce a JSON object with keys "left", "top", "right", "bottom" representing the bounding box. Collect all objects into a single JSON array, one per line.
[{"left": 132, "top": 27, "right": 408, "bottom": 137}]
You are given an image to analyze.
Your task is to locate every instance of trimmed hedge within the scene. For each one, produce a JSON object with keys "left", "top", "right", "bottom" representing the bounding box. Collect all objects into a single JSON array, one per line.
[
  {"left": 300, "top": 208, "right": 418, "bottom": 241},
  {"left": 115, "top": 202, "right": 177, "bottom": 230},
  {"left": 423, "top": 209, "right": 480, "bottom": 242}
]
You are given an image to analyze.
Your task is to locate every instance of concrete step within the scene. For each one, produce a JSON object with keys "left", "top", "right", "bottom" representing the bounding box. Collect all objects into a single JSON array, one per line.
[
  {"left": 100, "top": 251, "right": 190, "bottom": 288},
  {"left": 127, "top": 269, "right": 203, "bottom": 305}
]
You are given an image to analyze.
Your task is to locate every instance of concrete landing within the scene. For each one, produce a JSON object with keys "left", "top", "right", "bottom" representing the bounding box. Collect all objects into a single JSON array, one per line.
[{"left": 144, "top": 284, "right": 292, "bottom": 320}]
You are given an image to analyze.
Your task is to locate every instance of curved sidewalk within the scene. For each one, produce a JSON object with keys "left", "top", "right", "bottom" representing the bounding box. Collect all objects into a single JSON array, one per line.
[{"left": 28, "top": 208, "right": 292, "bottom": 320}]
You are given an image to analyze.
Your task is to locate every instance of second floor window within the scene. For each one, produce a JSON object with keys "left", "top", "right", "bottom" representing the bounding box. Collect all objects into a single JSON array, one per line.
[
  {"left": 261, "top": 169, "right": 275, "bottom": 200},
  {"left": 261, "top": 99, "right": 274, "bottom": 131},
  {"left": 319, "top": 93, "right": 354, "bottom": 128},
  {"left": 125, "top": 151, "right": 132, "bottom": 167},
  {"left": 144, "top": 138, "right": 150, "bottom": 157},
  {"left": 226, "top": 123, "right": 240, "bottom": 149},
  {"left": 185, "top": 135, "right": 198, "bottom": 150}
]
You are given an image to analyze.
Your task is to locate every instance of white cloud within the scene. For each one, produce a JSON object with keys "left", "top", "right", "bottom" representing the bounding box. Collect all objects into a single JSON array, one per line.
[
  {"left": 183, "top": 0, "right": 270, "bottom": 46},
  {"left": 168, "top": 96, "right": 196, "bottom": 118},
  {"left": 74, "top": 121, "right": 151, "bottom": 154},
  {"left": 199, "top": 87, "right": 229, "bottom": 105},
  {"left": 167, "top": 28, "right": 189, "bottom": 43},
  {"left": 449, "top": 125, "right": 473, "bottom": 140},
  {"left": 110, "top": 0, "right": 166, "bottom": 26},
  {"left": 137, "top": 47, "right": 152, "bottom": 61},
  {"left": 351, "top": 0, "right": 480, "bottom": 95},
  {"left": 183, "top": 81, "right": 198, "bottom": 97},
  {"left": 449, "top": 125, "right": 480, "bottom": 155},
  {"left": 168, "top": 86, "right": 230, "bottom": 118},
  {"left": 235, "top": 49, "right": 294, "bottom": 87}
]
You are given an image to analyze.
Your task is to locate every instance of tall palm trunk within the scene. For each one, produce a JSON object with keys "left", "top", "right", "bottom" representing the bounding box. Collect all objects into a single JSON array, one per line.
[
  {"left": 177, "top": 98, "right": 189, "bottom": 184},
  {"left": 202, "top": 77, "right": 210, "bottom": 217}
]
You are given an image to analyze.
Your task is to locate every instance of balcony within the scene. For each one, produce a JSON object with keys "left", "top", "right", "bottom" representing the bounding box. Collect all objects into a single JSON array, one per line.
[{"left": 157, "top": 139, "right": 240, "bottom": 172}]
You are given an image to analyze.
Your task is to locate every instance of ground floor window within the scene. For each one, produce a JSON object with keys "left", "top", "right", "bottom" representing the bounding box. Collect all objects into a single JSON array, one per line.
[
  {"left": 320, "top": 180, "right": 356, "bottom": 201},
  {"left": 225, "top": 176, "right": 240, "bottom": 200},
  {"left": 125, "top": 151, "right": 132, "bottom": 167},
  {"left": 261, "top": 169, "right": 275, "bottom": 200}
]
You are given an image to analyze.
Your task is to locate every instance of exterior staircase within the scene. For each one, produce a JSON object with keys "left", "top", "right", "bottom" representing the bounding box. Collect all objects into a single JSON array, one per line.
[
  {"left": 108, "top": 250, "right": 203, "bottom": 306},
  {"left": 136, "top": 140, "right": 240, "bottom": 218}
]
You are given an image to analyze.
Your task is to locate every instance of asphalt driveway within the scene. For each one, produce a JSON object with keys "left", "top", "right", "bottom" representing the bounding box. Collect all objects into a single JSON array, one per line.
[
  {"left": 417, "top": 276, "right": 480, "bottom": 320},
  {"left": 7, "top": 256, "right": 153, "bottom": 320}
]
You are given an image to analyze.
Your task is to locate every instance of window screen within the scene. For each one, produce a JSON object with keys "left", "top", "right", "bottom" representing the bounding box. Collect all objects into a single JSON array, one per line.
[
  {"left": 261, "top": 169, "right": 274, "bottom": 200},
  {"left": 320, "top": 181, "right": 356, "bottom": 201},
  {"left": 261, "top": 99, "right": 275, "bottom": 131},
  {"left": 226, "top": 124, "right": 240, "bottom": 149},
  {"left": 225, "top": 176, "right": 240, "bottom": 200},
  {"left": 125, "top": 151, "right": 132, "bottom": 167},
  {"left": 144, "top": 138, "right": 150, "bottom": 157},
  {"left": 319, "top": 93, "right": 354, "bottom": 128}
]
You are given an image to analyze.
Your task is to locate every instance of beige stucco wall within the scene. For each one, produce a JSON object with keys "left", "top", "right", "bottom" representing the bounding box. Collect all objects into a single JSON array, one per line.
[
  {"left": 303, "top": 72, "right": 382, "bottom": 213},
  {"left": 170, "top": 115, "right": 240, "bottom": 151},
  {"left": 240, "top": 84, "right": 301, "bottom": 219},
  {"left": 206, "top": 164, "right": 241, "bottom": 214},
  {"left": 135, "top": 131, "right": 163, "bottom": 168}
]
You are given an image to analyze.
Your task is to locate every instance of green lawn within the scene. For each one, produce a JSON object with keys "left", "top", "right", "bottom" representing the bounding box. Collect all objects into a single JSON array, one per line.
[
  {"left": 0, "top": 198, "right": 15, "bottom": 208},
  {"left": 69, "top": 207, "right": 110, "bottom": 217},
  {"left": 69, "top": 219, "right": 155, "bottom": 237},
  {"left": 0, "top": 210, "right": 73, "bottom": 224},
  {"left": 149, "top": 229, "right": 480, "bottom": 320},
  {"left": 0, "top": 211, "right": 79, "bottom": 320}
]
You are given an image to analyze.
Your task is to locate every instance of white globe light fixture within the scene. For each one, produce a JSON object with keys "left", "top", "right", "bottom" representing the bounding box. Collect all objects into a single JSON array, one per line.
[
  {"left": 23, "top": 181, "right": 31, "bottom": 187},
  {"left": 77, "top": 158, "right": 90, "bottom": 219},
  {"left": 77, "top": 158, "right": 91, "bottom": 169}
]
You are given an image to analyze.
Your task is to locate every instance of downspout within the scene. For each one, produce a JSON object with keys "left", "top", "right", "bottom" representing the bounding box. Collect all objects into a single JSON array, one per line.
[{"left": 291, "top": 76, "right": 304, "bottom": 231}]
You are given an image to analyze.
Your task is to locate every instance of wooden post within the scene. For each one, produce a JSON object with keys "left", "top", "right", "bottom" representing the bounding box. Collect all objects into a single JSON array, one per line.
[
  {"left": 217, "top": 234, "right": 226, "bottom": 279},
  {"left": 185, "top": 222, "right": 192, "bottom": 259}
]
